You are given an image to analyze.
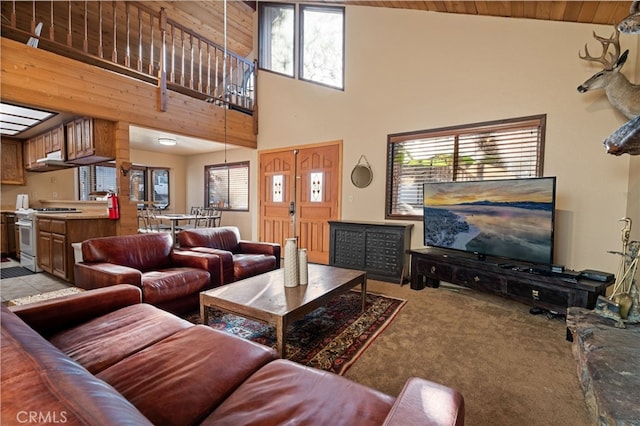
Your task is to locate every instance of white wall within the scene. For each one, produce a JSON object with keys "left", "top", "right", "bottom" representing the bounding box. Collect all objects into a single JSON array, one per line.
[
  {"left": 248, "top": 6, "right": 638, "bottom": 274},
  {"left": 130, "top": 149, "right": 187, "bottom": 214},
  {"left": 184, "top": 147, "right": 257, "bottom": 239}
]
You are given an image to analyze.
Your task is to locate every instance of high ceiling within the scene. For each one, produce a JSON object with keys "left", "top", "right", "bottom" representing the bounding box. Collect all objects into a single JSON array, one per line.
[
  {"left": 336, "top": 1, "right": 633, "bottom": 26},
  {"left": 173, "top": 1, "right": 634, "bottom": 65}
]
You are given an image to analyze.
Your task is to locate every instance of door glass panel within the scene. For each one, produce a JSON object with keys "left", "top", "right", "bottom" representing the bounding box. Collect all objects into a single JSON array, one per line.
[
  {"left": 311, "top": 172, "right": 323, "bottom": 202},
  {"left": 273, "top": 174, "right": 284, "bottom": 202}
]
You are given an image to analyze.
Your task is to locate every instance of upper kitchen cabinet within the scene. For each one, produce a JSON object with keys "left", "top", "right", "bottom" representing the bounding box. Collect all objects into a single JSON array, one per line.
[
  {"left": 23, "top": 125, "right": 68, "bottom": 172},
  {"left": 66, "top": 118, "right": 115, "bottom": 164},
  {"left": 1, "top": 138, "right": 25, "bottom": 184}
]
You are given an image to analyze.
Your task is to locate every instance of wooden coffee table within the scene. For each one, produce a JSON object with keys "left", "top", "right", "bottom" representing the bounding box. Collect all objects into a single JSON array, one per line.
[{"left": 199, "top": 264, "right": 367, "bottom": 358}]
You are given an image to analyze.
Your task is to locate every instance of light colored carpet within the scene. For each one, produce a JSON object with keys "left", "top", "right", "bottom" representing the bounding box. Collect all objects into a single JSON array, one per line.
[{"left": 345, "top": 280, "right": 590, "bottom": 426}]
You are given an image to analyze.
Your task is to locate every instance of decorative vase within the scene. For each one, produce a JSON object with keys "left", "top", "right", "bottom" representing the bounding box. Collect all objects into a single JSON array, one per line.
[
  {"left": 284, "top": 238, "right": 299, "bottom": 287},
  {"left": 299, "top": 248, "right": 308, "bottom": 285}
]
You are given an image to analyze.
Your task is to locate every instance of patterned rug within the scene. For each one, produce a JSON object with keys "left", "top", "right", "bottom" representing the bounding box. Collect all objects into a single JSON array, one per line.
[{"left": 188, "top": 291, "right": 406, "bottom": 375}]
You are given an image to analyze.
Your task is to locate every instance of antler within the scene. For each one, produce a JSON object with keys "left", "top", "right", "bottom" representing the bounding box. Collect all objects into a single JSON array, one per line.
[{"left": 579, "top": 29, "right": 620, "bottom": 70}]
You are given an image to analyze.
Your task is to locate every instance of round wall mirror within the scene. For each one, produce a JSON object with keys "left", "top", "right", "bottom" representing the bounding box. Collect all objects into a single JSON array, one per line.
[{"left": 351, "top": 156, "right": 373, "bottom": 188}]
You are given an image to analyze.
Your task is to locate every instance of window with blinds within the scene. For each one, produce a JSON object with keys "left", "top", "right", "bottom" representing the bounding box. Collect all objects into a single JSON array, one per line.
[
  {"left": 205, "top": 161, "right": 249, "bottom": 211},
  {"left": 78, "top": 164, "right": 117, "bottom": 200},
  {"left": 386, "top": 115, "right": 546, "bottom": 219}
]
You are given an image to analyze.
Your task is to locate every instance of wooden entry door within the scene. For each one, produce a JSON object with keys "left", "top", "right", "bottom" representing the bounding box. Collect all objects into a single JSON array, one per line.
[{"left": 259, "top": 141, "right": 341, "bottom": 264}]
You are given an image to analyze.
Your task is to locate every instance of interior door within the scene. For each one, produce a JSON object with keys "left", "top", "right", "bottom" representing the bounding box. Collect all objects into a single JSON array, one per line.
[{"left": 259, "top": 141, "right": 341, "bottom": 264}]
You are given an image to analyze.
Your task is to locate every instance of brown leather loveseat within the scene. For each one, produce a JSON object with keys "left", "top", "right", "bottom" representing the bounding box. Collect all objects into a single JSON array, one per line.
[
  {"left": 178, "top": 226, "right": 281, "bottom": 284},
  {"left": 1, "top": 285, "right": 465, "bottom": 425},
  {"left": 74, "top": 232, "right": 220, "bottom": 314}
]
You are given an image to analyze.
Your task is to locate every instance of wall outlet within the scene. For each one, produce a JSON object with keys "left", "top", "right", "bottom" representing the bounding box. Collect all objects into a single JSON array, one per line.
[{"left": 52, "top": 192, "right": 58, "bottom": 198}]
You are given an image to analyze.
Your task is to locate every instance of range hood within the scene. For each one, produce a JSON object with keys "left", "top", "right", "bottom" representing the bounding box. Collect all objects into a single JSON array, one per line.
[{"left": 35, "top": 151, "right": 75, "bottom": 170}]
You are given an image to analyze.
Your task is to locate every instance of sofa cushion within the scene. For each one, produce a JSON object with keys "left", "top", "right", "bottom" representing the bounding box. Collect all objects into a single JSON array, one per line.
[
  {"left": 49, "top": 304, "right": 192, "bottom": 374},
  {"left": 141, "top": 267, "right": 210, "bottom": 304},
  {"left": 82, "top": 233, "right": 173, "bottom": 272},
  {"left": 97, "top": 325, "right": 277, "bottom": 426},
  {"left": 1, "top": 305, "right": 152, "bottom": 425},
  {"left": 204, "top": 359, "right": 395, "bottom": 426},
  {"left": 178, "top": 226, "right": 241, "bottom": 252},
  {"left": 232, "top": 254, "right": 277, "bottom": 281}
]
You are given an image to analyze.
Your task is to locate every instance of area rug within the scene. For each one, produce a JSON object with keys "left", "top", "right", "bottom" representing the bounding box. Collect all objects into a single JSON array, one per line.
[
  {"left": 190, "top": 291, "right": 406, "bottom": 375},
  {"left": 1, "top": 266, "right": 35, "bottom": 280},
  {"left": 7, "top": 287, "right": 85, "bottom": 306}
]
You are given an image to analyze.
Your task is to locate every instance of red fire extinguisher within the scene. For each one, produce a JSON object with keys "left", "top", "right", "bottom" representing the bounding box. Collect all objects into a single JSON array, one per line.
[{"left": 107, "top": 191, "right": 120, "bottom": 220}]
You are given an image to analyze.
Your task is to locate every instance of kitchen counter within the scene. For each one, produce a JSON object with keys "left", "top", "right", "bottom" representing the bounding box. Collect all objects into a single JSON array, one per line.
[{"left": 35, "top": 212, "right": 110, "bottom": 220}]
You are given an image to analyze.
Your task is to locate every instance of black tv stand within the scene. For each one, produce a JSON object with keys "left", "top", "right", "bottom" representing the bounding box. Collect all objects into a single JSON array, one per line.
[{"left": 409, "top": 247, "right": 610, "bottom": 314}]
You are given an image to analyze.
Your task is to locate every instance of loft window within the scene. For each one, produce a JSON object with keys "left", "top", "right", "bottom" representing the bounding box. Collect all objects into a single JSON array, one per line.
[
  {"left": 205, "top": 161, "right": 249, "bottom": 211},
  {"left": 386, "top": 115, "right": 546, "bottom": 220},
  {"left": 259, "top": 3, "right": 344, "bottom": 90}
]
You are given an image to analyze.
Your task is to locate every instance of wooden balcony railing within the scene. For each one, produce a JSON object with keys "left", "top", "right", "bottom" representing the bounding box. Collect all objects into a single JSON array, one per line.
[{"left": 0, "top": 1, "right": 255, "bottom": 114}]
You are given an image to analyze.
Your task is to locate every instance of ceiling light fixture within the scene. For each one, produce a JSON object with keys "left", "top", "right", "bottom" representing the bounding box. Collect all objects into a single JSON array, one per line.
[{"left": 158, "top": 137, "right": 177, "bottom": 146}]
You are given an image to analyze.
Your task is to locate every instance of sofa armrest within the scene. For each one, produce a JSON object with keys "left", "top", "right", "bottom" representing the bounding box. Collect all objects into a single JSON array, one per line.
[
  {"left": 74, "top": 262, "right": 142, "bottom": 290},
  {"left": 238, "top": 241, "right": 281, "bottom": 268},
  {"left": 10, "top": 284, "right": 143, "bottom": 338},
  {"left": 383, "top": 377, "right": 465, "bottom": 426},
  {"left": 185, "top": 247, "right": 235, "bottom": 284},
  {"left": 171, "top": 250, "right": 221, "bottom": 287}
]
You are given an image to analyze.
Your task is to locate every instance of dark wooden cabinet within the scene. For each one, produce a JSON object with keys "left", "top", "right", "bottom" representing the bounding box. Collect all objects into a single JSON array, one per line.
[
  {"left": 65, "top": 118, "right": 115, "bottom": 164},
  {"left": 410, "top": 247, "right": 610, "bottom": 314},
  {"left": 37, "top": 217, "right": 115, "bottom": 283},
  {"left": 329, "top": 221, "right": 413, "bottom": 283},
  {"left": 1, "top": 139, "right": 25, "bottom": 184}
]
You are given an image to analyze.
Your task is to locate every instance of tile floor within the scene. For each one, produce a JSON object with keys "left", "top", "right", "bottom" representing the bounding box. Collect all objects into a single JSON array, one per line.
[{"left": 1, "top": 258, "right": 71, "bottom": 304}]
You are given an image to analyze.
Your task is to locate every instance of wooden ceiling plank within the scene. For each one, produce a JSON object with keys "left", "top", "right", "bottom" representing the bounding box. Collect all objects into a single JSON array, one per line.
[
  {"left": 474, "top": 1, "right": 490, "bottom": 15},
  {"left": 536, "top": 1, "right": 552, "bottom": 20},
  {"left": 577, "top": 1, "right": 599, "bottom": 23},
  {"left": 549, "top": 1, "right": 568, "bottom": 22},
  {"left": 522, "top": 1, "right": 538, "bottom": 19},
  {"left": 562, "top": 1, "right": 583, "bottom": 22},
  {"left": 511, "top": 1, "right": 525, "bottom": 19}
]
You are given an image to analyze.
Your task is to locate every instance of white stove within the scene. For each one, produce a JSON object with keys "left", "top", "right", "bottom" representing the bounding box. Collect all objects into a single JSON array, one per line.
[{"left": 15, "top": 208, "right": 80, "bottom": 272}]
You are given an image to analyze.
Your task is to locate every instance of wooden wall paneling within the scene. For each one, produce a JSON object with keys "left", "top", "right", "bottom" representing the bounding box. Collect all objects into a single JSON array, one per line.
[
  {"left": 0, "top": 38, "right": 256, "bottom": 149},
  {"left": 113, "top": 121, "right": 137, "bottom": 236}
]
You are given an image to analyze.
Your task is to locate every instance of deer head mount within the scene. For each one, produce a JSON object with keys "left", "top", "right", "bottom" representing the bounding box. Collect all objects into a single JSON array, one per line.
[
  {"left": 617, "top": 0, "right": 640, "bottom": 34},
  {"left": 577, "top": 28, "right": 640, "bottom": 120}
]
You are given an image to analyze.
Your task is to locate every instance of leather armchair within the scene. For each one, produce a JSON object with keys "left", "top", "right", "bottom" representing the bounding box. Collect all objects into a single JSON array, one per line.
[
  {"left": 74, "top": 233, "right": 221, "bottom": 314},
  {"left": 178, "top": 226, "right": 281, "bottom": 284}
]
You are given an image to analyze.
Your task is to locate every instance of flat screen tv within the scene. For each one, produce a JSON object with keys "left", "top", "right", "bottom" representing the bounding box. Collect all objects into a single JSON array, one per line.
[{"left": 423, "top": 177, "right": 556, "bottom": 265}]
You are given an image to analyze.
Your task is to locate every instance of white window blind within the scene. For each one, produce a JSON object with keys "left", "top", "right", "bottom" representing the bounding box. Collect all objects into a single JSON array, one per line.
[
  {"left": 386, "top": 115, "right": 546, "bottom": 218},
  {"left": 205, "top": 162, "right": 249, "bottom": 211},
  {"left": 78, "top": 165, "right": 116, "bottom": 200}
]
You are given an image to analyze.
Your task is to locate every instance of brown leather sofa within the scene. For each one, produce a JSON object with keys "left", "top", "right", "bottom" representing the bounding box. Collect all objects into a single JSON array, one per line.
[
  {"left": 1, "top": 285, "right": 465, "bottom": 425},
  {"left": 178, "top": 226, "right": 281, "bottom": 284},
  {"left": 74, "top": 232, "right": 221, "bottom": 314}
]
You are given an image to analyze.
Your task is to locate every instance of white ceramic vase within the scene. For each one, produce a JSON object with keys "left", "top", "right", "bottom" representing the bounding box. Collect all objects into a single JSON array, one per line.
[
  {"left": 299, "top": 248, "right": 308, "bottom": 285},
  {"left": 284, "top": 238, "right": 299, "bottom": 287}
]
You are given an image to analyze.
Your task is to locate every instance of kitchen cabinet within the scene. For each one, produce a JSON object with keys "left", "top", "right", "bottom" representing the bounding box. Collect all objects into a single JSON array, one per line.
[
  {"left": 1, "top": 139, "right": 25, "bottom": 184},
  {"left": 65, "top": 118, "right": 115, "bottom": 164},
  {"left": 1, "top": 213, "right": 17, "bottom": 256},
  {"left": 37, "top": 216, "right": 116, "bottom": 283},
  {"left": 24, "top": 125, "right": 66, "bottom": 171},
  {"left": 37, "top": 218, "right": 67, "bottom": 279}
]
